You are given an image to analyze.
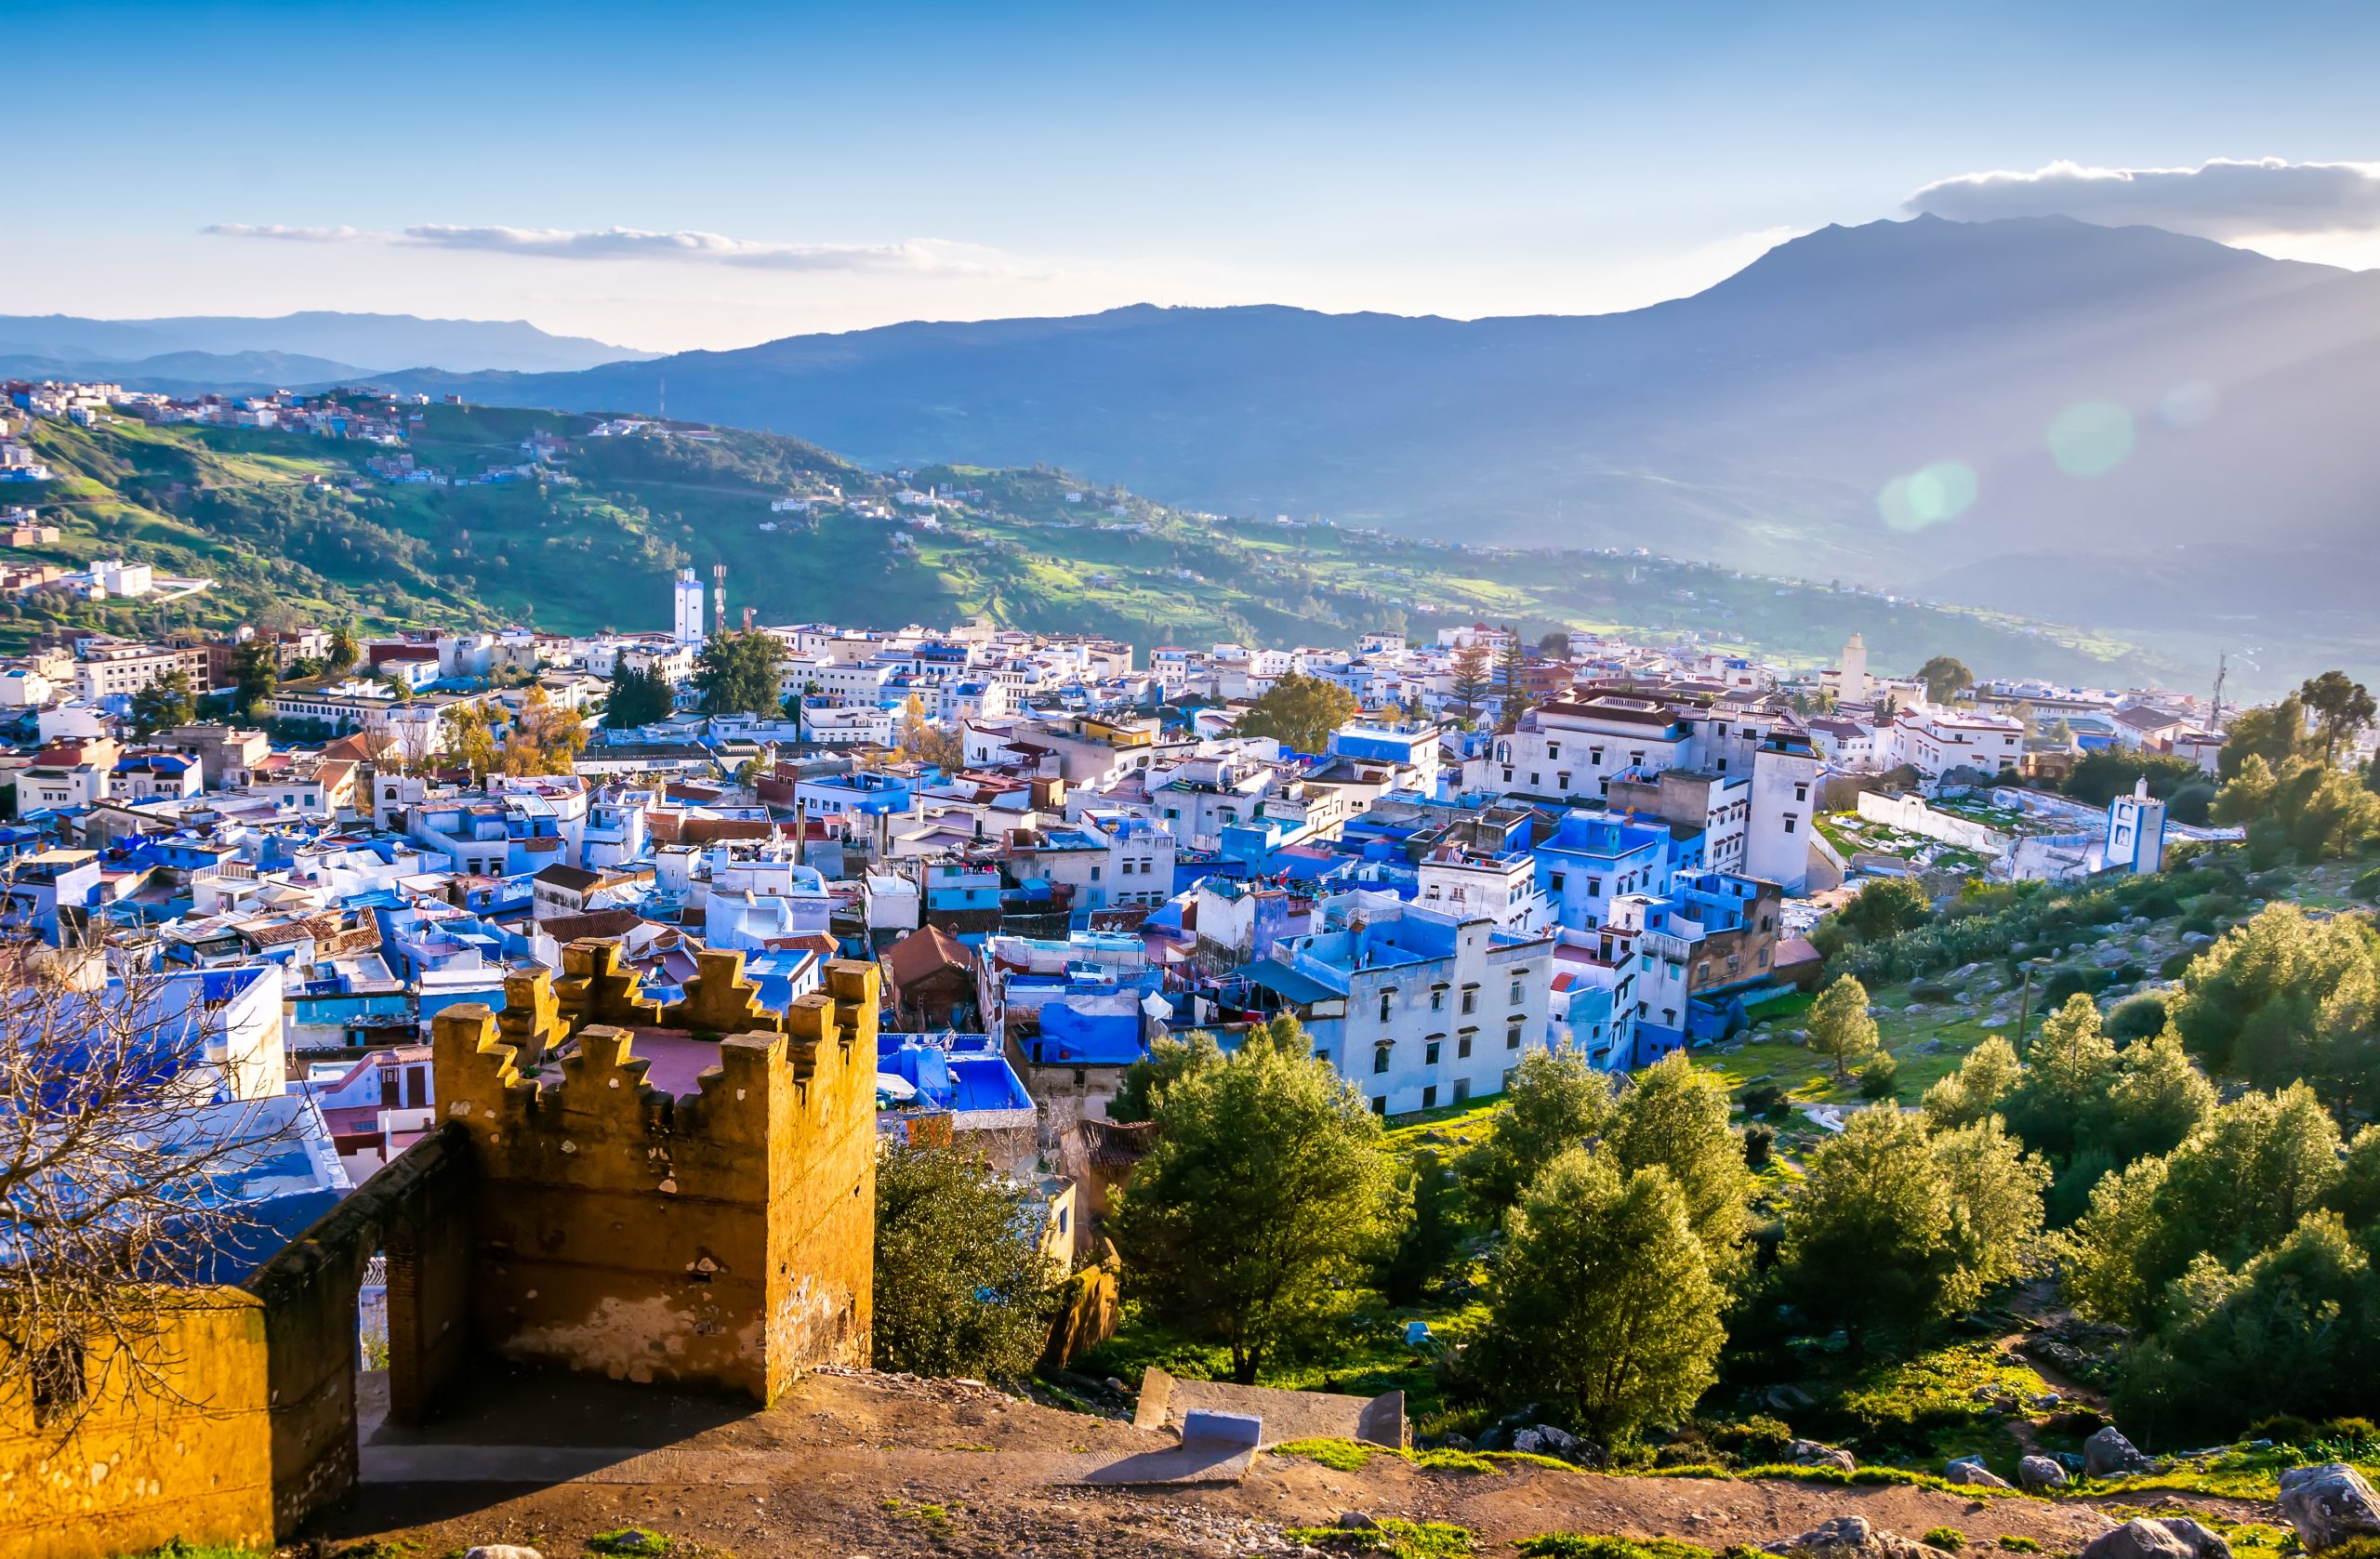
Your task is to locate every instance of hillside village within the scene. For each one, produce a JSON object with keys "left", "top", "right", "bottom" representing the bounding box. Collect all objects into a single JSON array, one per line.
[{"left": 4, "top": 377, "right": 2380, "bottom": 1559}]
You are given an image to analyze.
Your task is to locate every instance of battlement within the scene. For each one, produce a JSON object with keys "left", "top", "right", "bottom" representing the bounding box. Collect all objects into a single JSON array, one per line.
[{"left": 430, "top": 939, "right": 879, "bottom": 1399}]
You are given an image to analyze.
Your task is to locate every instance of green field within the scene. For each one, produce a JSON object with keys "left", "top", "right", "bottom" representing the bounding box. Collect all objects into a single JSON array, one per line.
[{"left": 5, "top": 403, "right": 2188, "bottom": 683}]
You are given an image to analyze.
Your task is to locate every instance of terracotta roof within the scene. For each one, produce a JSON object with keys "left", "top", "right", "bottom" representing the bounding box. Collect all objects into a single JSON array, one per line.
[
  {"left": 882, "top": 923, "right": 974, "bottom": 989},
  {"left": 538, "top": 907, "right": 649, "bottom": 943}
]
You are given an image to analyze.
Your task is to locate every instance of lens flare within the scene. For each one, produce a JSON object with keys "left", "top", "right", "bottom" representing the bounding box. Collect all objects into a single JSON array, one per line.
[
  {"left": 2046, "top": 399, "right": 2135, "bottom": 477},
  {"left": 1878, "top": 460, "right": 1978, "bottom": 532}
]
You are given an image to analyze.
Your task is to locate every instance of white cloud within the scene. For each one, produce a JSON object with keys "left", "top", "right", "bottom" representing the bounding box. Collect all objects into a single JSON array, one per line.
[
  {"left": 200, "top": 222, "right": 372, "bottom": 243},
  {"left": 1904, "top": 157, "right": 2380, "bottom": 239},
  {"left": 205, "top": 220, "right": 1008, "bottom": 274}
]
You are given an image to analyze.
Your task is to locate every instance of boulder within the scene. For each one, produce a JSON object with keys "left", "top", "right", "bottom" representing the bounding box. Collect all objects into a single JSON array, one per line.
[
  {"left": 1789, "top": 1438, "right": 1858, "bottom": 1473},
  {"left": 2018, "top": 1455, "right": 2069, "bottom": 1491},
  {"left": 1945, "top": 1459, "right": 2012, "bottom": 1489},
  {"left": 1339, "top": 1512, "right": 1381, "bottom": 1531},
  {"left": 1533, "top": 1423, "right": 1582, "bottom": 1456},
  {"left": 1763, "top": 1515, "right": 1939, "bottom": 1559},
  {"left": 2080, "top": 1519, "right": 2231, "bottom": 1559},
  {"left": 468, "top": 1548, "right": 546, "bottom": 1559},
  {"left": 2279, "top": 1463, "right": 2380, "bottom": 1552},
  {"left": 1766, "top": 1383, "right": 1818, "bottom": 1412},
  {"left": 2084, "top": 1425, "right": 2152, "bottom": 1477}
]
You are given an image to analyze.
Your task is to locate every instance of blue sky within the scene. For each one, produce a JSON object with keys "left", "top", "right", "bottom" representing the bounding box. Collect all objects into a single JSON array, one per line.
[{"left": 10, "top": 1, "right": 2379, "bottom": 350}]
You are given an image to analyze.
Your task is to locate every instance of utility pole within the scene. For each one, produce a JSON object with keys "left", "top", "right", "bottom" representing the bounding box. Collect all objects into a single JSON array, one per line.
[{"left": 2211, "top": 653, "right": 2228, "bottom": 730}]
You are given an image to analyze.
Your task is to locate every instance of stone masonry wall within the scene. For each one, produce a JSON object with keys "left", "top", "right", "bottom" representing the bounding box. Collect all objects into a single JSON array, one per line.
[{"left": 433, "top": 944, "right": 878, "bottom": 1403}]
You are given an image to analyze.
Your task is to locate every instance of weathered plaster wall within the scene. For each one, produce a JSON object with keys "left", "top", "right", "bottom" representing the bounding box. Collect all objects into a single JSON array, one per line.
[{"left": 0, "top": 1291, "right": 274, "bottom": 1559}]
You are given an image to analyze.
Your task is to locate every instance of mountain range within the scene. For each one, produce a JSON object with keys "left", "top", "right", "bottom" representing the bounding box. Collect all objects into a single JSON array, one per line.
[
  {"left": 365, "top": 216, "right": 2380, "bottom": 641},
  {"left": 0, "top": 310, "right": 651, "bottom": 385}
]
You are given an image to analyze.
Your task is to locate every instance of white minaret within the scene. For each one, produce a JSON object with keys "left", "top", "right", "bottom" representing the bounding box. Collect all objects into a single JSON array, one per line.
[
  {"left": 1839, "top": 633, "right": 1871, "bottom": 706},
  {"left": 673, "top": 568, "right": 706, "bottom": 646}
]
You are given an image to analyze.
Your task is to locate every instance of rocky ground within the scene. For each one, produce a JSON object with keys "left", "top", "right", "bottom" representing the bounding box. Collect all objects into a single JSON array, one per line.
[{"left": 308, "top": 1368, "right": 2271, "bottom": 1559}]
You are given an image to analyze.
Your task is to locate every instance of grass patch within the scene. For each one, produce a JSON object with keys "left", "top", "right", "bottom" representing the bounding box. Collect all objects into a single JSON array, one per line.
[
  {"left": 1998, "top": 1539, "right": 2040, "bottom": 1552},
  {"left": 1515, "top": 1540, "right": 1718, "bottom": 1559},
  {"left": 586, "top": 1532, "right": 674, "bottom": 1557},
  {"left": 2060, "top": 1450, "right": 2380, "bottom": 1502},
  {"left": 1644, "top": 1461, "right": 2012, "bottom": 1496},
  {"left": 1285, "top": 1519, "right": 1477, "bottom": 1557},
  {"left": 879, "top": 1497, "right": 956, "bottom": 1530},
  {"left": 1924, "top": 1530, "right": 1967, "bottom": 1551},
  {"left": 1275, "top": 1437, "right": 1384, "bottom": 1471},
  {"left": 1270, "top": 1438, "right": 1576, "bottom": 1478},
  {"left": 117, "top": 1545, "right": 270, "bottom": 1559}
]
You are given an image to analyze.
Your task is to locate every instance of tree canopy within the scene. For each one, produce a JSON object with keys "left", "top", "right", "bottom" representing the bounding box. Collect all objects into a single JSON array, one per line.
[
  {"left": 1458, "top": 1044, "right": 1614, "bottom": 1215},
  {"left": 1233, "top": 670, "right": 1358, "bottom": 756},
  {"left": 872, "top": 1138, "right": 1054, "bottom": 1381},
  {"left": 1915, "top": 655, "right": 1975, "bottom": 704},
  {"left": 1106, "top": 1015, "right": 1399, "bottom": 1382},
  {"left": 1806, "top": 973, "right": 1881, "bottom": 1081},
  {"left": 691, "top": 628, "right": 785, "bottom": 718},
  {"left": 128, "top": 669, "right": 195, "bottom": 738},
  {"left": 1781, "top": 1105, "right": 2047, "bottom": 1347},
  {"left": 1474, "top": 1150, "right": 1726, "bottom": 1441},
  {"left": 603, "top": 659, "right": 675, "bottom": 727}
]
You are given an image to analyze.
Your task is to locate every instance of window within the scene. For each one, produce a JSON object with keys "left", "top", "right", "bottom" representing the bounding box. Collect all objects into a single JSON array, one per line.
[
  {"left": 1507, "top": 1021, "right": 1524, "bottom": 1050},
  {"left": 1549, "top": 871, "right": 1566, "bottom": 892},
  {"left": 1461, "top": 988, "right": 1476, "bottom": 1015},
  {"left": 1421, "top": 1085, "right": 1438, "bottom": 1109},
  {"left": 1590, "top": 747, "right": 1603, "bottom": 764},
  {"left": 1509, "top": 978, "right": 1525, "bottom": 1005},
  {"left": 1794, "top": 782, "right": 1810, "bottom": 802},
  {"left": 1454, "top": 1077, "right": 1472, "bottom": 1102},
  {"left": 1424, "top": 1039, "right": 1441, "bottom": 1065},
  {"left": 1090, "top": 865, "right": 1102, "bottom": 880},
  {"left": 1586, "top": 876, "right": 1602, "bottom": 895},
  {"left": 1783, "top": 815, "right": 1798, "bottom": 834},
  {"left": 1556, "top": 773, "right": 1570, "bottom": 790},
  {"left": 1429, "top": 987, "right": 1444, "bottom": 1011},
  {"left": 1379, "top": 991, "right": 1394, "bottom": 1022},
  {"left": 1372, "top": 1096, "right": 1387, "bottom": 1115},
  {"left": 1458, "top": 1033, "right": 1473, "bottom": 1059},
  {"left": 1372, "top": 1045, "right": 1391, "bottom": 1075},
  {"left": 1501, "top": 767, "right": 1514, "bottom": 783}
]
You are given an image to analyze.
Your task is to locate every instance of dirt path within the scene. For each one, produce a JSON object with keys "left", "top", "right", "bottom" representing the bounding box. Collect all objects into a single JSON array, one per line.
[{"left": 307, "top": 1369, "right": 2254, "bottom": 1559}]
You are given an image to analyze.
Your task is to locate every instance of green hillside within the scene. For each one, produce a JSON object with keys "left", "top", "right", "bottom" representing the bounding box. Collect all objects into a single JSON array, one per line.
[{"left": 4, "top": 403, "right": 2184, "bottom": 687}]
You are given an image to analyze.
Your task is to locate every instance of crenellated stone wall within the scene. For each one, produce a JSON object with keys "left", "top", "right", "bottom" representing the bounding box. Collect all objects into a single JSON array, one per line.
[{"left": 433, "top": 941, "right": 879, "bottom": 1401}]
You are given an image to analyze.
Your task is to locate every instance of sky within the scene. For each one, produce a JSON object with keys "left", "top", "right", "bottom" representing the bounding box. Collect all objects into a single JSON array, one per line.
[{"left": 9, "top": 0, "right": 2380, "bottom": 352}]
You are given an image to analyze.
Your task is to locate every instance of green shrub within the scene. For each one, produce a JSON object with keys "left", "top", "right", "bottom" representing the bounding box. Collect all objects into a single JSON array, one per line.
[
  {"left": 1924, "top": 1529, "right": 1966, "bottom": 1552},
  {"left": 1288, "top": 1518, "right": 1477, "bottom": 1557},
  {"left": 1743, "top": 1122, "right": 1778, "bottom": 1169},
  {"left": 2244, "top": 1413, "right": 2318, "bottom": 1446},
  {"left": 1999, "top": 1539, "right": 2042, "bottom": 1553},
  {"left": 1516, "top": 1540, "right": 1717, "bottom": 1559},
  {"left": 1741, "top": 1081, "right": 1784, "bottom": 1116},
  {"left": 2353, "top": 868, "right": 2380, "bottom": 903},
  {"left": 2159, "top": 951, "right": 2196, "bottom": 980},
  {"left": 587, "top": 1533, "right": 674, "bottom": 1558},
  {"left": 1858, "top": 1050, "right": 1901, "bottom": 1101},
  {"left": 2105, "top": 993, "right": 2168, "bottom": 1044},
  {"left": 2041, "top": 970, "right": 2092, "bottom": 1006},
  {"left": 1273, "top": 1437, "right": 1379, "bottom": 1470},
  {"left": 2319, "top": 1416, "right": 2380, "bottom": 1447}
]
